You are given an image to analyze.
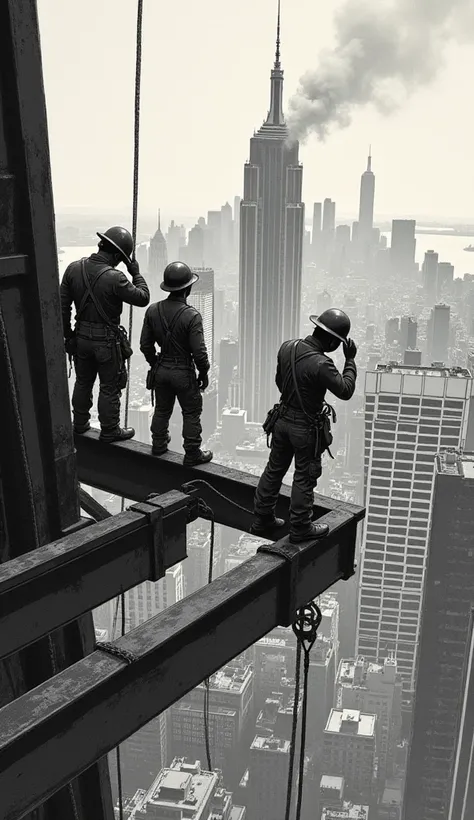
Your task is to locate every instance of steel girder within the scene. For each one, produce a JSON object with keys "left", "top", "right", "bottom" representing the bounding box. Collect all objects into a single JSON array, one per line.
[
  {"left": 0, "top": 506, "right": 359, "bottom": 820},
  {"left": 0, "top": 491, "right": 197, "bottom": 661},
  {"left": 74, "top": 431, "right": 365, "bottom": 533}
]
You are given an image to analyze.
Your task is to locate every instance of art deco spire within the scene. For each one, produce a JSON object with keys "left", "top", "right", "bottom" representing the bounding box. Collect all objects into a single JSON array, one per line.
[
  {"left": 274, "top": 0, "right": 281, "bottom": 70},
  {"left": 265, "top": 0, "right": 285, "bottom": 126},
  {"left": 367, "top": 146, "right": 372, "bottom": 172}
]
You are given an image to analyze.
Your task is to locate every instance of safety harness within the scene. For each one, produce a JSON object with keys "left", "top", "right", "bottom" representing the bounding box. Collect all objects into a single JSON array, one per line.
[{"left": 146, "top": 302, "right": 192, "bottom": 405}]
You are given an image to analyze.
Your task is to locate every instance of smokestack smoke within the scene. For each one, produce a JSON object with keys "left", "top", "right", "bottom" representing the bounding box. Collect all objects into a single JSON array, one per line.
[{"left": 287, "top": 0, "right": 474, "bottom": 143}]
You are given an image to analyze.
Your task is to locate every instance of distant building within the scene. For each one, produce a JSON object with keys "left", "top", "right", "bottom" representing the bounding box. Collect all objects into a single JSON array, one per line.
[
  {"left": 357, "top": 364, "right": 473, "bottom": 707},
  {"left": 117, "top": 757, "right": 246, "bottom": 819},
  {"left": 248, "top": 735, "right": 290, "bottom": 820},
  {"left": 239, "top": 10, "right": 304, "bottom": 421},
  {"left": 336, "top": 655, "right": 402, "bottom": 782},
  {"left": 189, "top": 267, "right": 214, "bottom": 367},
  {"left": 427, "top": 303, "right": 450, "bottom": 365},
  {"left": 399, "top": 316, "right": 417, "bottom": 351},
  {"left": 148, "top": 211, "right": 168, "bottom": 301},
  {"left": 403, "top": 349, "right": 422, "bottom": 367},
  {"left": 321, "top": 802, "right": 369, "bottom": 820},
  {"left": 357, "top": 150, "right": 375, "bottom": 258},
  {"left": 218, "top": 338, "right": 239, "bottom": 414},
  {"left": 404, "top": 451, "right": 474, "bottom": 820},
  {"left": 312, "top": 201, "right": 322, "bottom": 261},
  {"left": 390, "top": 220, "right": 416, "bottom": 278},
  {"left": 128, "top": 403, "right": 153, "bottom": 445},
  {"left": 422, "top": 250, "right": 438, "bottom": 303},
  {"left": 171, "top": 661, "right": 254, "bottom": 789},
  {"left": 322, "top": 709, "right": 376, "bottom": 799},
  {"left": 437, "top": 261, "right": 454, "bottom": 298}
]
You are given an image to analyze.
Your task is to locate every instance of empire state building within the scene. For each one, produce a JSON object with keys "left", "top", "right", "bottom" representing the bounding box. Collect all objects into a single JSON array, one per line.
[{"left": 238, "top": 2, "right": 304, "bottom": 422}]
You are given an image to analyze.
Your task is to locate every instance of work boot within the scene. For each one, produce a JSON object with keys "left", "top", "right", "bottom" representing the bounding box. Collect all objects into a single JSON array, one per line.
[
  {"left": 183, "top": 450, "right": 213, "bottom": 466},
  {"left": 289, "top": 521, "right": 330, "bottom": 544},
  {"left": 74, "top": 422, "right": 91, "bottom": 434},
  {"left": 250, "top": 516, "right": 286, "bottom": 537},
  {"left": 152, "top": 434, "right": 171, "bottom": 456},
  {"left": 100, "top": 427, "right": 135, "bottom": 443}
]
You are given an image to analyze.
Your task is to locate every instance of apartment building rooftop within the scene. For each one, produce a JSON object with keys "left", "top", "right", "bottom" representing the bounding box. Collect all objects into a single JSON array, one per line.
[
  {"left": 325, "top": 709, "right": 376, "bottom": 738},
  {"left": 251, "top": 735, "right": 290, "bottom": 753},
  {"left": 436, "top": 450, "right": 474, "bottom": 478},
  {"left": 374, "top": 363, "right": 471, "bottom": 378}
]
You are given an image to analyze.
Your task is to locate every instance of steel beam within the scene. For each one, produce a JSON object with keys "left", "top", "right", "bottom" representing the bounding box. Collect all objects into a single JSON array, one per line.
[
  {"left": 0, "top": 508, "right": 359, "bottom": 820},
  {"left": 75, "top": 431, "right": 365, "bottom": 533},
  {"left": 78, "top": 487, "right": 113, "bottom": 522},
  {"left": 0, "top": 491, "right": 196, "bottom": 661}
]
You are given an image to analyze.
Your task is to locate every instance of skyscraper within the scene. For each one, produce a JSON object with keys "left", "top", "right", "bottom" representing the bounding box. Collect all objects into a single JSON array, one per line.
[
  {"left": 357, "top": 149, "right": 375, "bottom": 256},
  {"left": 404, "top": 451, "right": 474, "bottom": 820},
  {"left": 312, "top": 202, "right": 322, "bottom": 261},
  {"left": 399, "top": 316, "right": 417, "bottom": 352},
  {"left": 357, "top": 363, "right": 473, "bottom": 706},
  {"left": 428, "top": 303, "right": 450, "bottom": 365},
  {"left": 390, "top": 220, "right": 416, "bottom": 278},
  {"left": 148, "top": 210, "right": 168, "bottom": 302},
  {"left": 189, "top": 267, "right": 214, "bottom": 367},
  {"left": 422, "top": 249, "right": 439, "bottom": 303},
  {"left": 239, "top": 2, "right": 304, "bottom": 421}
]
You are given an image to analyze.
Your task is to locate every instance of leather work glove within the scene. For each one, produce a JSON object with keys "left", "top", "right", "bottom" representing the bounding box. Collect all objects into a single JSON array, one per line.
[
  {"left": 344, "top": 338, "right": 357, "bottom": 360},
  {"left": 197, "top": 372, "right": 209, "bottom": 391},
  {"left": 127, "top": 259, "right": 140, "bottom": 278}
]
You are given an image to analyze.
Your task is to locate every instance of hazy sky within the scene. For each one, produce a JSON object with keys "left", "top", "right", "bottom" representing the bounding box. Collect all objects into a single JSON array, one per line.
[{"left": 37, "top": 0, "right": 474, "bottom": 222}]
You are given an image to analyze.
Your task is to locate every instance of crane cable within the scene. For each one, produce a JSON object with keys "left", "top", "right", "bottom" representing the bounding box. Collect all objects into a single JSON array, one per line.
[
  {"left": 0, "top": 304, "right": 80, "bottom": 820},
  {"left": 285, "top": 602, "right": 322, "bottom": 820},
  {"left": 115, "top": 2, "right": 144, "bottom": 818}
]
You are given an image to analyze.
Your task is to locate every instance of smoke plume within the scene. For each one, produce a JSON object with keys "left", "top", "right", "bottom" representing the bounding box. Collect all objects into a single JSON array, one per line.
[{"left": 287, "top": 0, "right": 474, "bottom": 143}]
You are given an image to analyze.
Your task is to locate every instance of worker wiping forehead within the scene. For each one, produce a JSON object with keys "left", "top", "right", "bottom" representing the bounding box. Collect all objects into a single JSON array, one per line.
[
  {"left": 60, "top": 226, "right": 150, "bottom": 442},
  {"left": 140, "top": 261, "right": 213, "bottom": 467},
  {"left": 252, "top": 309, "right": 358, "bottom": 544}
]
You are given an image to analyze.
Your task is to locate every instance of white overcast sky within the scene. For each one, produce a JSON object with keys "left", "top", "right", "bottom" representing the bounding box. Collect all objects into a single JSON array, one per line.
[{"left": 37, "top": 0, "right": 474, "bottom": 221}]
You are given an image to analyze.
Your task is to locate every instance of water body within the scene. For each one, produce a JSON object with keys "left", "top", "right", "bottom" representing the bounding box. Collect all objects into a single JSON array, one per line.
[
  {"left": 382, "top": 232, "right": 474, "bottom": 279},
  {"left": 58, "top": 235, "right": 474, "bottom": 281}
]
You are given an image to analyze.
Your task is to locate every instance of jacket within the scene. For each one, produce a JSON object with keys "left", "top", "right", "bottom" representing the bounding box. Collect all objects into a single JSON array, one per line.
[
  {"left": 276, "top": 335, "right": 357, "bottom": 417},
  {"left": 139, "top": 293, "right": 210, "bottom": 374},
  {"left": 60, "top": 252, "right": 150, "bottom": 337}
]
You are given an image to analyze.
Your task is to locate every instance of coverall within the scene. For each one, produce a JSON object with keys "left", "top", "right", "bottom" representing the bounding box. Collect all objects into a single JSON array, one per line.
[
  {"left": 60, "top": 252, "right": 150, "bottom": 435},
  {"left": 139, "top": 293, "right": 210, "bottom": 456},
  {"left": 254, "top": 334, "right": 357, "bottom": 537}
]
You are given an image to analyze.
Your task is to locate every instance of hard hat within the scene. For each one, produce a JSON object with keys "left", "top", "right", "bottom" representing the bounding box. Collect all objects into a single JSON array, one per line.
[
  {"left": 160, "top": 261, "right": 199, "bottom": 292},
  {"left": 309, "top": 308, "right": 351, "bottom": 343},
  {"left": 96, "top": 227, "right": 134, "bottom": 265}
]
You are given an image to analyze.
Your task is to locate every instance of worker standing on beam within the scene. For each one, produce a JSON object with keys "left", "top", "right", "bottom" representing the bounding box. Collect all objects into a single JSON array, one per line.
[
  {"left": 251, "top": 309, "right": 357, "bottom": 543},
  {"left": 60, "top": 226, "right": 150, "bottom": 442},
  {"left": 140, "top": 261, "right": 213, "bottom": 466}
]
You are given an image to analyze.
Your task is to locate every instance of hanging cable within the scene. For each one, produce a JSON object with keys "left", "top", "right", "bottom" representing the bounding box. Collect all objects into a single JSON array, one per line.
[
  {"left": 198, "top": 497, "right": 215, "bottom": 772},
  {"left": 0, "top": 303, "right": 80, "bottom": 820},
  {"left": 284, "top": 640, "right": 302, "bottom": 820},
  {"left": 115, "top": 3, "right": 144, "bottom": 818},
  {"left": 285, "top": 602, "right": 322, "bottom": 820}
]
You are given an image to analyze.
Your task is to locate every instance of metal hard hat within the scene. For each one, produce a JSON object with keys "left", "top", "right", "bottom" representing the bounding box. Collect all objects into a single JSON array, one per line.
[
  {"left": 96, "top": 226, "right": 134, "bottom": 265},
  {"left": 309, "top": 308, "right": 351, "bottom": 343},
  {"left": 160, "top": 261, "right": 199, "bottom": 293}
]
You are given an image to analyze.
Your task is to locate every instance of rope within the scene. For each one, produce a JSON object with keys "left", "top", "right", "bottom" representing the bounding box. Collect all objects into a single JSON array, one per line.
[
  {"left": 202, "top": 499, "right": 215, "bottom": 772},
  {"left": 286, "top": 602, "right": 322, "bottom": 820},
  {"left": 284, "top": 641, "right": 302, "bottom": 820},
  {"left": 180, "top": 479, "right": 254, "bottom": 517},
  {"left": 116, "top": 2, "right": 144, "bottom": 817},
  {"left": 0, "top": 303, "right": 80, "bottom": 820}
]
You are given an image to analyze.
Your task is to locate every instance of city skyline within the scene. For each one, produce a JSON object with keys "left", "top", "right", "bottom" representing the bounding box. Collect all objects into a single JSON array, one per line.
[{"left": 37, "top": 0, "right": 474, "bottom": 219}]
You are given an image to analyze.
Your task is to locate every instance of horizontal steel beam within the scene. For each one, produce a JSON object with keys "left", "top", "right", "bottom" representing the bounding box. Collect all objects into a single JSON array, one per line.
[
  {"left": 75, "top": 431, "right": 365, "bottom": 534},
  {"left": 0, "top": 490, "right": 197, "bottom": 660},
  {"left": 0, "top": 507, "right": 359, "bottom": 820}
]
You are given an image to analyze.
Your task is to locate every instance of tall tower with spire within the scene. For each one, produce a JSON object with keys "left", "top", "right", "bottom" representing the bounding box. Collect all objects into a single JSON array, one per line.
[
  {"left": 238, "top": 1, "right": 304, "bottom": 422},
  {"left": 148, "top": 210, "right": 168, "bottom": 301},
  {"left": 357, "top": 148, "right": 375, "bottom": 258}
]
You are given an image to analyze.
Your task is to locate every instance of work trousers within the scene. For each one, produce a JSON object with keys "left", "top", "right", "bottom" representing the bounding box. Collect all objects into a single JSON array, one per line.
[
  {"left": 151, "top": 363, "right": 203, "bottom": 454},
  {"left": 254, "top": 409, "right": 322, "bottom": 536},
  {"left": 72, "top": 323, "right": 122, "bottom": 433}
]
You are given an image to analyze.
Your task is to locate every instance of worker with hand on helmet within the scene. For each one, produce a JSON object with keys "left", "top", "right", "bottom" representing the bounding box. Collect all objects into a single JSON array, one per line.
[
  {"left": 60, "top": 226, "right": 150, "bottom": 442},
  {"left": 139, "top": 261, "right": 213, "bottom": 466},
  {"left": 251, "top": 308, "right": 357, "bottom": 544}
]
